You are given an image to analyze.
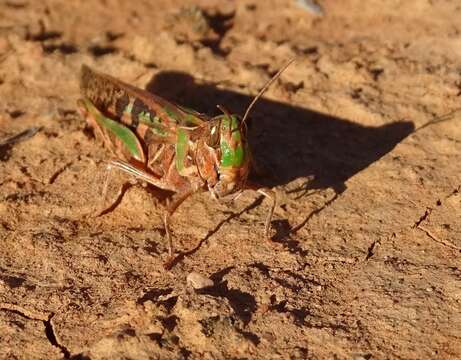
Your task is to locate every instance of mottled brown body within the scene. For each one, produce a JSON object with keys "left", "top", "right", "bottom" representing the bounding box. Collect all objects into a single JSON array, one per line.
[
  {"left": 80, "top": 65, "right": 221, "bottom": 196},
  {"left": 78, "top": 65, "right": 270, "bottom": 268}
]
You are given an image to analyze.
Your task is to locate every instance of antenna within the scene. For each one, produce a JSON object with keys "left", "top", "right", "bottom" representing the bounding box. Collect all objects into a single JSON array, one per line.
[{"left": 240, "top": 58, "right": 296, "bottom": 129}]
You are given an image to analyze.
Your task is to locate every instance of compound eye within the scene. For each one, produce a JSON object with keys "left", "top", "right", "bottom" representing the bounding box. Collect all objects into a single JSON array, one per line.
[{"left": 206, "top": 125, "right": 220, "bottom": 148}]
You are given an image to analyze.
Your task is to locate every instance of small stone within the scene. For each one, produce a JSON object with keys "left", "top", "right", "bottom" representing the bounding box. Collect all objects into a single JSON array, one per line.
[
  {"left": 351, "top": 353, "right": 372, "bottom": 360},
  {"left": 187, "top": 272, "right": 214, "bottom": 290}
]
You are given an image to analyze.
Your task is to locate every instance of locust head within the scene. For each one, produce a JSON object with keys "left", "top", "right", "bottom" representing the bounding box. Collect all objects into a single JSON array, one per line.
[
  {"left": 197, "top": 111, "right": 249, "bottom": 200},
  {"left": 209, "top": 112, "right": 250, "bottom": 199},
  {"left": 199, "top": 59, "right": 296, "bottom": 199}
]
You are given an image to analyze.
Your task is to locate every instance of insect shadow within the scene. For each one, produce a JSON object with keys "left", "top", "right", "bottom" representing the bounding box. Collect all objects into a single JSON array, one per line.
[
  {"left": 144, "top": 70, "right": 415, "bottom": 258},
  {"left": 146, "top": 71, "right": 415, "bottom": 196}
]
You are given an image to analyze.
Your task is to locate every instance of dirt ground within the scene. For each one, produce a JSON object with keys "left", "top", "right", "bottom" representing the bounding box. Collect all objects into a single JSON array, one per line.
[{"left": 0, "top": 0, "right": 460, "bottom": 359}]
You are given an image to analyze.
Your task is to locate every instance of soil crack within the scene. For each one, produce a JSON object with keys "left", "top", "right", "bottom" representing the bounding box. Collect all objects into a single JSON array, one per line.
[
  {"left": 44, "top": 314, "right": 71, "bottom": 359},
  {"left": 365, "top": 239, "right": 381, "bottom": 260},
  {"left": 445, "top": 185, "right": 460, "bottom": 200},
  {"left": 412, "top": 187, "right": 461, "bottom": 252},
  {"left": 416, "top": 226, "right": 461, "bottom": 252},
  {"left": 413, "top": 207, "right": 432, "bottom": 228},
  {"left": 0, "top": 302, "right": 48, "bottom": 321},
  {"left": 0, "top": 305, "right": 70, "bottom": 358},
  {"left": 49, "top": 161, "right": 73, "bottom": 184}
]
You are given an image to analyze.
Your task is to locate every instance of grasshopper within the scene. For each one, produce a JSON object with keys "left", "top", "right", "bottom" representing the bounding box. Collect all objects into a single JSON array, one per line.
[{"left": 77, "top": 60, "right": 293, "bottom": 267}]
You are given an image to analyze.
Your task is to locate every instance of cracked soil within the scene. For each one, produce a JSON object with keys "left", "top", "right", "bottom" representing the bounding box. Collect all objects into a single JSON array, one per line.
[{"left": 0, "top": 0, "right": 460, "bottom": 359}]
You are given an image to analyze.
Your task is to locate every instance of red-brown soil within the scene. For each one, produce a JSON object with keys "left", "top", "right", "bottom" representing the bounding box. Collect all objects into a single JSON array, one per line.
[{"left": 1, "top": 1, "right": 460, "bottom": 358}]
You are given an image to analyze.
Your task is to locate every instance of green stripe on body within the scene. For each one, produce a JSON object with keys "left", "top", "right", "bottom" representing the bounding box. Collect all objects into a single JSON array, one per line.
[
  {"left": 81, "top": 99, "right": 144, "bottom": 162},
  {"left": 220, "top": 115, "right": 245, "bottom": 167},
  {"left": 175, "top": 128, "right": 189, "bottom": 175}
]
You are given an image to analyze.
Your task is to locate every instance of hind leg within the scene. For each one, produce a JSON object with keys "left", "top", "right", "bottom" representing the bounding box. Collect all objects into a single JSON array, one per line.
[
  {"left": 95, "top": 162, "right": 135, "bottom": 217},
  {"left": 106, "top": 160, "right": 195, "bottom": 268},
  {"left": 161, "top": 190, "right": 195, "bottom": 269}
]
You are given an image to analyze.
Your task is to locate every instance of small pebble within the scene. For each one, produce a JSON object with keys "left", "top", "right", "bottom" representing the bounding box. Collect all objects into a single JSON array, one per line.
[
  {"left": 351, "top": 353, "right": 372, "bottom": 360},
  {"left": 295, "top": 0, "right": 324, "bottom": 16},
  {"left": 187, "top": 272, "right": 214, "bottom": 289}
]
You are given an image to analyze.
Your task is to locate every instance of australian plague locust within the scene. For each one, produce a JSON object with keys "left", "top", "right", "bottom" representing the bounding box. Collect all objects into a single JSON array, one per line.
[{"left": 77, "top": 60, "right": 293, "bottom": 268}]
